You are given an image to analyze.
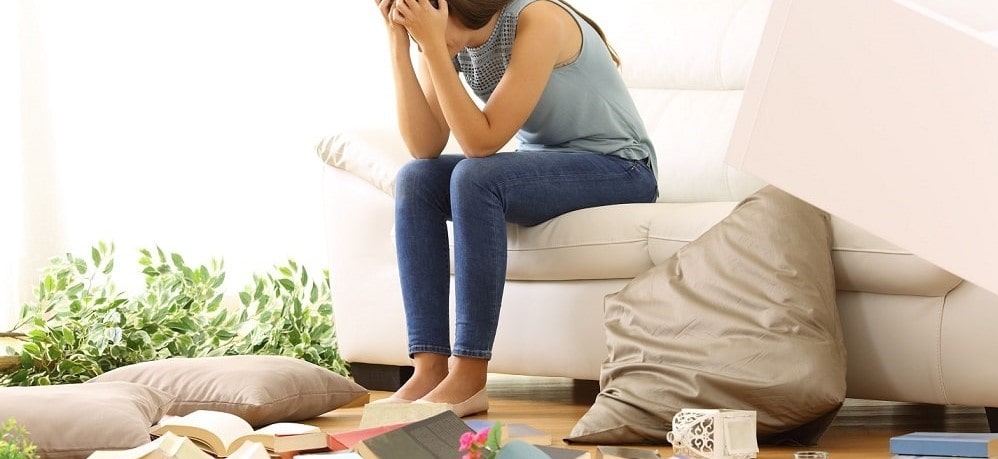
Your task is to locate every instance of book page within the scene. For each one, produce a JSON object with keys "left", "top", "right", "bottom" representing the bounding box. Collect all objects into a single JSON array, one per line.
[
  {"left": 159, "top": 434, "right": 215, "bottom": 459},
  {"left": 87, "top": 432, "right": 214, "bottom": 459},
  {"left": 236, "top": 424, "right": 325, "bottom": 452},
  {"left": 88, "top": 435, "right": 171, "bottom": 459},
  {"left": 253, "top": 423, "right": 320, "bottom": 436},
  {"left": 227, "top": 441, "right": 271, "bottom": 459},
  {"left": 154, "top": 410, "right": 255, "bottom": 454}
]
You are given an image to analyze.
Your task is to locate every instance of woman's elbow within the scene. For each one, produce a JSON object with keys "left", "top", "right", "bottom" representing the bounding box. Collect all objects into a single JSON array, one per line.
[
  {"left": 462, "top": 148, "right": 498, "bottom": 158},
  {"left": 404, "top": 138, "right": 447, "bottom": 159},
  {"left": 458, "top": 139, "right": 505, "bottom": 158},
  {"left": 409, "top": 149, "right": 443, "bottom": 159}
]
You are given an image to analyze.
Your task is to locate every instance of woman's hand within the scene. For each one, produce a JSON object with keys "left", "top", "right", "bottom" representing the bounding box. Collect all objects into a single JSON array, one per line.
[
  {"left": 391, "top": 0, "right": 449, "bottom": 54},
  {"left": 375, "top": 0, "right": 410, "bottom": 49}
]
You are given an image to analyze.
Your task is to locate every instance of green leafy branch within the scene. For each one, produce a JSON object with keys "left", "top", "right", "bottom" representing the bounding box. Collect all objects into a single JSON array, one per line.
[
  {"left": 1, "top": 242, "right": 347, "bottom": 386},
  {"left": 0, "top": 418, "right": 37, "bottom": 459}
]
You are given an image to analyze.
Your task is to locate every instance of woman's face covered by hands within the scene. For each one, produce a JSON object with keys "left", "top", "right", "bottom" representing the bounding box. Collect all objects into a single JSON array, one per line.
[{"left": 388, "top": 0, "right": 467, "bottom": 56}]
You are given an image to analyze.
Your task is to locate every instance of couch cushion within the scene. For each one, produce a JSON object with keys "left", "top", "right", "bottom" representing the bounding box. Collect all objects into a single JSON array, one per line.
[
  {"left": 577, "top": 0, "right": 771, "bottom": 203},
  {"left": 317, "top": 1, "right": 772, "bottom": 204},
  {"left": 504, "top": 202, "right": 737, "bottom": 281},
  {"left": 827, "top": 217, "right": 962, "bottom": 296},
  {"left": 648, "top": 209, "right": 961, "bottom": 297},
  {"left": 502, "top": 199, "right": 960, "bottom": 297},
  {"left": 316, "top": 127, "right": 410, "bottom": 197},
  {"left": 633, "top": 89, "right": 767, "bottom": 203}
]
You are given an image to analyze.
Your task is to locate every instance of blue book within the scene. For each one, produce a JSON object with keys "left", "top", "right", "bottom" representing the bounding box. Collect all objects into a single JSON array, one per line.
[
  {"left": 893, "top": 456, "right": 988, "bottom": 459},
  {"left": 465, "top": 420, "right": 553, "bottom": 446},
  {"left": 889, "top": 432, "right": 998, "bottom": 458}
]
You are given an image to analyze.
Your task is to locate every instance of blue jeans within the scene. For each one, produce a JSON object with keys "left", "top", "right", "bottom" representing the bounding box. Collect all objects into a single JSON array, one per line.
[{"left": 394, "top": 151, "right": 658, "bottom": 360}]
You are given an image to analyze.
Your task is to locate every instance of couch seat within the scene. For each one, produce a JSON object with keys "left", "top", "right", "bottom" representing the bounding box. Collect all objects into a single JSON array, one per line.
[{"left": 497, "top": 202, "right": 961, "bottom": 297}]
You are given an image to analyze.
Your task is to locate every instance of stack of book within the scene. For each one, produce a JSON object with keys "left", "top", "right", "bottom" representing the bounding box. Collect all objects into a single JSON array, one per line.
[
  {"left": 338, "top": 410, "right": 591, "bottom": 459},
  {"left": 889, "top": 432, "right": 998, "bottom": 458},
  {"left": 148, "top": 410, "right": 329, "bottom": 458},
  {"left": 324, "top": 413, "right": 555, "bottom": 453},
  {"left": 464, "top": 420, "right": 554, "bottom": 447},
  {"left": 90, "top": 406, "right": 659, "bottom": 459}
]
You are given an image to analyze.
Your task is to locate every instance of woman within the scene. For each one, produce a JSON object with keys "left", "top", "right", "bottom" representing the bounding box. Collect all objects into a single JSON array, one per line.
[{"left": 374, "top": 0, "right": 658, "bottom": 416}]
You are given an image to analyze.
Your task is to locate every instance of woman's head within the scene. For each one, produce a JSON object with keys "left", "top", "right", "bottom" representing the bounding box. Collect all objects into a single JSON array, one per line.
[
  {"left": 444, "top": 0, "right": 620, "bottom": 67},
  {"left": 445, "top": 0, "right": 511, "bottom": 30}
]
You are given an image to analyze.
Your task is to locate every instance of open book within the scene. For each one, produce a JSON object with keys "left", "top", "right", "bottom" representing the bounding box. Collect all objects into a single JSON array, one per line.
[
  {"left": 87, "top": 432, "right": 213, "bottom": 459},
  {"left": 88, "top": 433, "right": 272, "bottom": 459},
  {"left": 87, "top": 432, "right": 270, "bottom": 459},
  {"left": 150, "top": 410, "right": 327, "bottom": 457},
  {"left": 352, "top": 410, "right": 474, "bottom": 459}
]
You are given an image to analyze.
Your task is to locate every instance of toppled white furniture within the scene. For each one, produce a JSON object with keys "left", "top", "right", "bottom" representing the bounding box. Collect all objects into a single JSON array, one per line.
[
  {"left": 727, "top": 0, "right": 998, "bottom": 296},
  {"left": 316, "top": 0, "right": 998, "bottom": 429}
]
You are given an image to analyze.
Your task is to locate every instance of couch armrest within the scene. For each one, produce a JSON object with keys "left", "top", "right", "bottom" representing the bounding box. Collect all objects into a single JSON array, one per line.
[{"left": 315, "top": 126, "right": 411, "bottom": 197}]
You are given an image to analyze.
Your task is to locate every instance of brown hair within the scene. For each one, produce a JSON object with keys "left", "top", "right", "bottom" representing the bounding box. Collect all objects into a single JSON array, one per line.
[{"left": 446, "top": 0, "right": 621, "bottom": 67}]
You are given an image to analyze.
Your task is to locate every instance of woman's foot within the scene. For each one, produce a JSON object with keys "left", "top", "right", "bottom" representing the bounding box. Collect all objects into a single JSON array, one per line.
[
  {"left": 376, "top": 353, "right": 449, "bottom": 403},
  {"left": 417, "top": 357, "right": 489, "bottom": 416},
  {"left": 417, "top": 386, "right": 489, "bottom": 417},
  {"left": 418, "top": 374, "right": 485, "bottom": 404},
  {"left": 369, "top": 393, "right": 416, "bottom": 404}
]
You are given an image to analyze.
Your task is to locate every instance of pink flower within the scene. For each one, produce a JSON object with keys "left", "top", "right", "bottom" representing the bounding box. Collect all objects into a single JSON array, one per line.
[
  {"left": 459, "top": 423, "right": 502, "bottom": 459},
  {"left": 459, "top": 431, "right": 476, "bottom": 451}
]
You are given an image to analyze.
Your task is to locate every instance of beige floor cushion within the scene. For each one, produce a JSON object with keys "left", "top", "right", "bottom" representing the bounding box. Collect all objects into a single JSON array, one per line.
[
  {"left": 567, "top": 186, "right": 846, "bottom": 446},
  {"left": 0, "top": 382, "right": 175, "bottom": 459},
  {"left": 87, "top": 355, "right": 368, "bottom": 426}
]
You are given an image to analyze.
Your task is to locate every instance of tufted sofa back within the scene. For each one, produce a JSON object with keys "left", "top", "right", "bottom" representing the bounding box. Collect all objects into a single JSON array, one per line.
[{"left": 570, "top": 0, "right": 770, "bottom": 202}]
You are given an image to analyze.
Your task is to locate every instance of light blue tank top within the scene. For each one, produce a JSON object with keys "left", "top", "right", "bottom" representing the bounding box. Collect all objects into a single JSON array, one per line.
[{"left": 454, "top": 0, "right": 657, "bottom": 177}]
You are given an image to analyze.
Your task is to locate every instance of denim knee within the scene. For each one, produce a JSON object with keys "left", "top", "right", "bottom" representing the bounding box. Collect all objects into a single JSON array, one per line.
[
  {"left": 397, "top": 156, "right": 465, "bottom": 199},
  {"left": 450, "top": 157, "right": 502, "bottom": 197},
  {"left": 395, "top": 159, "right": 433, "bottom": 198}
]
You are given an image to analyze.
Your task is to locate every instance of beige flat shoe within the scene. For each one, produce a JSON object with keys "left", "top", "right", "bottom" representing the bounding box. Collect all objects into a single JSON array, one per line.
[
  {"left": 368, "top": 394, "right": 415, "bottom": 404},
  {"left": 417, "top": 388, "right": 489, "bottom": 418}
]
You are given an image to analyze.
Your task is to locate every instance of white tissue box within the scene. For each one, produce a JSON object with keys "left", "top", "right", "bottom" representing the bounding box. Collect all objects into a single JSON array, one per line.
[{"left": 666, "top": 409, "right": 759, "bottom": 459}]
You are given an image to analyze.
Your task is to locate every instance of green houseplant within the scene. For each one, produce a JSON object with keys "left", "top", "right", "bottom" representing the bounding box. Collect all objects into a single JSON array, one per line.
[{"left": 0, "top": 242, "right": 348, "bottom": 386}]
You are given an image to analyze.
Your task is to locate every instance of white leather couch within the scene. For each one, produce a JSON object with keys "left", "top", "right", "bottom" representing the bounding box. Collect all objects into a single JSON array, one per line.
[{"left": 317, "top": 0, "right": 998, "bottom": 427}]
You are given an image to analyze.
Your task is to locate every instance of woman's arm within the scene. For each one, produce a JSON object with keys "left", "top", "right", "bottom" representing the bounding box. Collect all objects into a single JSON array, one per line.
[
  {"left": 392, "top": 45, "right": 451, "bottom": 158},
  {"left": 377, "top": 0, "right": 450, "bottom": 158},
  {"left": 397, "top": 0, "right": 566, "bottom": 157}
]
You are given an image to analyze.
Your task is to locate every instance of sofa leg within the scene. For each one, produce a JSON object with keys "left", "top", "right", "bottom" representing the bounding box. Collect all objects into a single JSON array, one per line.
[
  {"left": 987, "top": 407, "right": 998, "bottom": 433},
  {"left": 572, "top": 379, "right": 600, "bottom": 403},
  {"left": 349, "top": 362, "right": 414, "bottom": 392}
]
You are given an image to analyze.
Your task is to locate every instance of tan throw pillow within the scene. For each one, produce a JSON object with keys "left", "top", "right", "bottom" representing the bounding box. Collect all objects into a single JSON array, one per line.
[
  {"left": 87, "top": 355, "right": 368, "bottom": 427},
  {"left": 0, "top": 381, "right": 175, "bottom": 459},
  {"left": 567, "top": 186, "right": 846, "bottom": 446}
]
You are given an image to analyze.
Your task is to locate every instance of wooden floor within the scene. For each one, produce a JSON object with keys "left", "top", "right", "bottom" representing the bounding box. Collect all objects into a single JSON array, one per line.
[{"left": 309, "top": 374, "right": 992, "bottom": 458}]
